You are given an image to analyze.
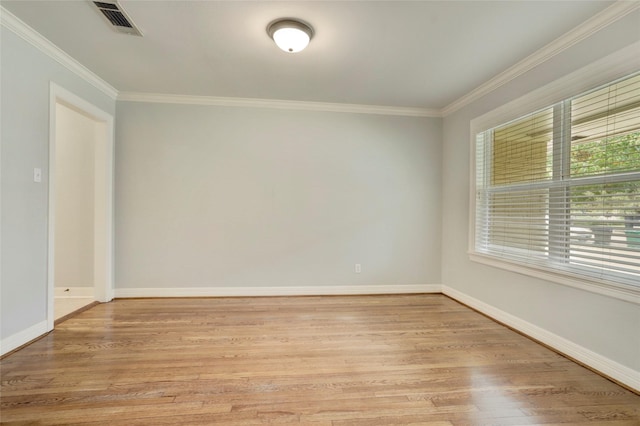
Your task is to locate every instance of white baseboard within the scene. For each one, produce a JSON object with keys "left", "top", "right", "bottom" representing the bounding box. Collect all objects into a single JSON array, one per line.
[
  {"left": 442, "top": 285, "right": 640, "bottom": 392},
  {"left": 54, "top": 286, "right": 94, "bottom": 298},
  {"left": 115, "top": 284, "right": 442, "bottom": 298},
  {"left": 0, "top": 320, "right": 49, "bottom": 356}
]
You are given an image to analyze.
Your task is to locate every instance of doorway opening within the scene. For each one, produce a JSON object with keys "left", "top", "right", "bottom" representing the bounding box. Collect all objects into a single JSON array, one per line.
[{"left": 48, "top": 83, "right": 114, "bottom": 329}]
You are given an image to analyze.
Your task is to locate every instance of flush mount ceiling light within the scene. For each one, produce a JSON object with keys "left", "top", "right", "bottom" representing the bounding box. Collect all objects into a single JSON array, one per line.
[{"left": 267, "top": 19, "right": 314, "bottom": 53}]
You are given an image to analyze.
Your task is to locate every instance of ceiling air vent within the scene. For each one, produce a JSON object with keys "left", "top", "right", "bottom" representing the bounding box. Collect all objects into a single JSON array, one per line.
[{"left": 92, "top": 1, "right": 142, "bottom": 36}]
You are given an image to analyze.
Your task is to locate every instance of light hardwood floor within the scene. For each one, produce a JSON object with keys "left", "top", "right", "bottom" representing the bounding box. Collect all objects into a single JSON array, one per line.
[{"left": 1, "top": 294, "right": 638, "bottom": 425}]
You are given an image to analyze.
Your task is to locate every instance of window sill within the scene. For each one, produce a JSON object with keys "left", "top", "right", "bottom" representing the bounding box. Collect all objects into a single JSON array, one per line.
[{"left": 468, "top": 251, "right": 640, "bottom": 305}]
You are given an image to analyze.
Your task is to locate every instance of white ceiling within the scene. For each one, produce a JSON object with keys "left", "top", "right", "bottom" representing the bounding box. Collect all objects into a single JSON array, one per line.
[{"left": 2, "top": 1, "right": 616, "bottom": 110}]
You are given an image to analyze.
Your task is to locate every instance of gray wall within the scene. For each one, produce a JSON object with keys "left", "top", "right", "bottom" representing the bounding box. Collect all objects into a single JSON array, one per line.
[
  {"left": 115, "top": 102, "right": 442, "bottom": 290},
  {"left": 0, "top": 27, "right": 115, "bottom": 340},
  {"left": 441, "top": 10, "right": 640, "bottom": 371}
]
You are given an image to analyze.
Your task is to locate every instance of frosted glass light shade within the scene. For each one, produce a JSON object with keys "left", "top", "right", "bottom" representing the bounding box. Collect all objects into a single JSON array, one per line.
[
  {"left": 273, "top": 27, "right": 310, "bottom": 53},
  {"left": 267, "top": 19, "right": 313, "bottom": 53}
]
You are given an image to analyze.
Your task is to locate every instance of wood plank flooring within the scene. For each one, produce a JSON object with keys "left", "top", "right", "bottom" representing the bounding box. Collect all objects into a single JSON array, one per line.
[{"left": 1, "top": 294, "right": 638, "bottom": 425}]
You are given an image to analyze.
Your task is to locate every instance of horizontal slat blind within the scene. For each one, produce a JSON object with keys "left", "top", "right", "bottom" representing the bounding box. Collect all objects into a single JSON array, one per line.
[
  {"left": 571, "top": 74, "right": 640, "bottom": 176},
  {"left": 475, "top": 73, "right": 640, "bottom": 288},
  {"left": 491, "top": 108, "right": 553, "bottom": 185}
]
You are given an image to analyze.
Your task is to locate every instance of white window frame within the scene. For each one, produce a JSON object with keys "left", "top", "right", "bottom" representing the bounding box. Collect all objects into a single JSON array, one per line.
[{"left": 469, "top": 42, "right": 640, "bottom": 305}]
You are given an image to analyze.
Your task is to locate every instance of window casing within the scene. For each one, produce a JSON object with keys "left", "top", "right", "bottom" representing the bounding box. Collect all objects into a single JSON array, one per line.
[{"left": 473, "top": 72, "right": 640, "bottom": 295}]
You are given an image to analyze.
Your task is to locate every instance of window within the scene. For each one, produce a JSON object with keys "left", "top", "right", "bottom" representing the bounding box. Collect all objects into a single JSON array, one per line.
[{"left": 473, "top": 73, "right": 640, "bottom": 291}]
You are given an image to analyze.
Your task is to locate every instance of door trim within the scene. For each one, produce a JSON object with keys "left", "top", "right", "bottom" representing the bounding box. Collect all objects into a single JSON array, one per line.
[{"left": 48, "top": 83, "right": 115, "bottom": 330}]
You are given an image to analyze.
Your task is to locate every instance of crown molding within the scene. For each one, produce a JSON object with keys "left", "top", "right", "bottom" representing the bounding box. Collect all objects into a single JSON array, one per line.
[
  {"left": 0, "top": 6, "right": 118, "bottom": 100},
  {"left": 3, "top": 1, "right": 636, "bottom": 117},
  {"left": 441, "top": 0, "right": 640, "bottom": 116},
  {"left": 117, "top": 92, "right": 442, "bottom": 117}
]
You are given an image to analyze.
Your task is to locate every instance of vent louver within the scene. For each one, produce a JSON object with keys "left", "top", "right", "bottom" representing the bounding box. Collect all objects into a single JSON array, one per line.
[{"left": 92, "top": 1, "right": 142, "bottom": 36}]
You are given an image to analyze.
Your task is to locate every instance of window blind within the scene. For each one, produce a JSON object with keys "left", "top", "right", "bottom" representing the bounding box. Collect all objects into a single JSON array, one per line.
[{"left": 475, "top": 73, "right": 640, "bottom": 288}]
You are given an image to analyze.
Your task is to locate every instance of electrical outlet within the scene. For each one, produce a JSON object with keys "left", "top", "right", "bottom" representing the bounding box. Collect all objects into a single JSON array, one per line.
[
  {"left": 355, "top": 264, "right": 361, "bottom": 273},
  {"left": 33, "top": 168, "right": 42, "bottom": 183}
]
